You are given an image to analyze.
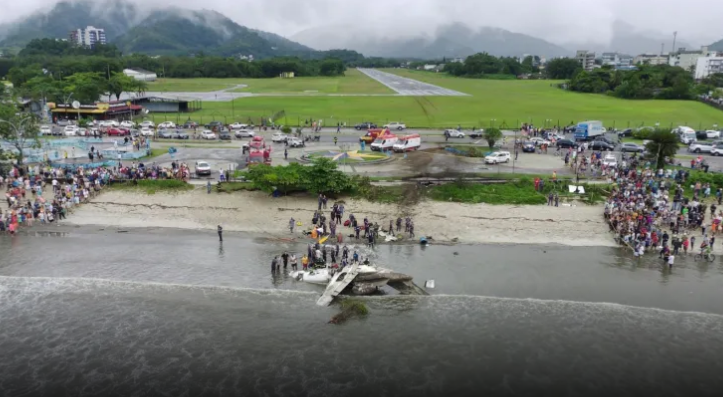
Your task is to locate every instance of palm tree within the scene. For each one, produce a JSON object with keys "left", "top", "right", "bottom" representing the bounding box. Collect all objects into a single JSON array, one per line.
[{"left": 645, "top": 129, "right": 680, "bottom": 169}]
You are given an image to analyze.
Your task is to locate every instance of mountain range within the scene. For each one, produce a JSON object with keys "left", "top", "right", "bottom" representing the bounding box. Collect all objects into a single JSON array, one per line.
[{"left": 0, "top": 0, "right": 721, "bottom": 60}]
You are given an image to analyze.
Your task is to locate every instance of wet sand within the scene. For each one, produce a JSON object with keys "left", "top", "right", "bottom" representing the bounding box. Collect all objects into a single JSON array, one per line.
[{"left": 65, "top": 188, "right": 614, "bottom": 247}]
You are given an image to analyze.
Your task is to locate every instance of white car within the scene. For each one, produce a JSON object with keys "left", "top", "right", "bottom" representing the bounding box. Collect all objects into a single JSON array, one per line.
[
  {"left": 140, "top": 127, "right": 154, "bottom": 137},
  {"left": 384, "top": 122, "right": 406, "bottom": 130},
  {"left": 287, "top": 137, "right": 305, "bottom": 148},
  {"left": 706, "top": 130, "right": 721, "bottom": 139},
  {"left": 484, "top": 151, "right": 511, "bottom": 164},
  {"left": 711, "top": 143, "right": 723, "bottom": 156},
  {"left": 229, "top": 122, "right": 249, "bottom": 130},
  {"left": 76, "top": 128, "right": 88, "bottom": 136},
  {"left": 201, "top": 130, "right": 217, "bottom": 140},
  {"left": 39, "top": 125, "right": 52, "bottom": 136},
  {"left": 195, "top": 161, "right": 212, "bottom": 176},
  {"left": 445, "top": 129, "right": 465, "bottom": 138},
  {"left": 234, "top": 129, "right": 255, "bottom": 138},
  {"left": 530, "top": 137, "right": 551, "bottom": 146},
  {"left": 158, "top": 121, "right": 176, "bottom": 129},
  {"left": 99, "top": 120, "right": 119, "bottom": 128},
  {"left": 271, "top": 132, "right": 288, "bottom": 143},
  {"left": 63, "top": 125, "right": 78, "bottom": 136},
  {"left": 140, "top": 120, "right": 155, "bottom": 129},
  {"left": 602, "top": 154, "right": 617, "bottom": 167},
  {"left": 689, "top": 142, "right": 713, "bottom": 154},
  {"left": 120, "top": 120, "right": 135, "bottom": 129}
]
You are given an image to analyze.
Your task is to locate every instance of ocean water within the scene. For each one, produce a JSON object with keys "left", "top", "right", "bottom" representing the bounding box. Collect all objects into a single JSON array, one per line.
[{"left": 2, "top": 228, "right": 723, "bottom": 396}]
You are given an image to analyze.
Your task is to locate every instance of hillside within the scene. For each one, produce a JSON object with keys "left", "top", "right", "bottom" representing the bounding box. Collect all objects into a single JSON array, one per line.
[
  {"left": 710, "top": 38, "right": 723, "bottom": 52},
  {"left": 291, "top": 23, "right": 570, "bottom": 58},
  {"left": 0, "top": 0, "right": 139, "bottom": 48}
]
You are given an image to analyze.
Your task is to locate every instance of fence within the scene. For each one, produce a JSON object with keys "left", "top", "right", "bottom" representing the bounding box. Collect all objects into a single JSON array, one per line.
[{"left": 145, "top": 113, "right": 723, "bottom": 131}]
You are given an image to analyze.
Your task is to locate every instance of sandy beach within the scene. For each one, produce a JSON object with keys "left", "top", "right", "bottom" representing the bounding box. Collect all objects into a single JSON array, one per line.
[{"left": 64, "top": 187, "right": 615, "bottom": 247}]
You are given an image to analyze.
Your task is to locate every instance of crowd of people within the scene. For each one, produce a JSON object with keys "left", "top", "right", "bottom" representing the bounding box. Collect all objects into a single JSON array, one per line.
[{"left": 603, "top": 153, "right": 723, "bottom": 268}]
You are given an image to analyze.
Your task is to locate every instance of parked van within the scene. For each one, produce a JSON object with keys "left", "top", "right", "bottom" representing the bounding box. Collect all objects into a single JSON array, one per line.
[
  {"left": 392, "top": 134, "right": 421, "bottom": 152},
  {"left": 370, "top": 134, "right": 398, "bottom": 151},
  {"left": 674, "top": 126, "right": 697, "bottom": 144}
]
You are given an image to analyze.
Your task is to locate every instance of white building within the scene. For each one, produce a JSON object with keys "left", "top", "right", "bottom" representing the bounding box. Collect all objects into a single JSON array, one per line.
[
  {"left": 123, "top": 68, "right": 158, "bottom": 82},
  {"left": 576, "top": 50, "right": 596, "bottom": 71},
  {"left": 694, "top": 56, "right": 723, "bottom": 80},
  {"left": 633, "top": 54, "right": 669, "bottom": 66},
  {"left": 69, "top": 26, "right": 107, "bottom": 48},
  {"left": 669, "top": 46, "right": 717, "bottom": 71}
]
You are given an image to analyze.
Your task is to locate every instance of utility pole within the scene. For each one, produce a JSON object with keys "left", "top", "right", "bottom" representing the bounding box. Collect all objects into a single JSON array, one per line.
[
  {"left": 672, "top": 32, "right": 678, "bottom": 54},
  {"left": 661, "top": 43, "right": 665, "bottom": 56}
]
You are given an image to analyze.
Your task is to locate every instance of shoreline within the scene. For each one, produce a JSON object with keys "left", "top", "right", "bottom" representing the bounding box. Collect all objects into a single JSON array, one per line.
[{"left": 59, "top": 188, "right": 616, "bottom": 247}]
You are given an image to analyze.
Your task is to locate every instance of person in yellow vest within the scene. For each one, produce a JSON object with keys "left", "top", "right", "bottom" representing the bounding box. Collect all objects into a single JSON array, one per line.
[
  {"left": 301, "top": 254, "right": 309, "bottom": 270},
  {"left": 552, "top": 170, "right": 557, "bottom": 183}
]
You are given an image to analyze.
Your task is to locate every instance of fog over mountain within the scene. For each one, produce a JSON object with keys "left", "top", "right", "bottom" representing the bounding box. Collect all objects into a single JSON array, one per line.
[{"left": 2, "top": 0, "right": 722, "bottom": 57}]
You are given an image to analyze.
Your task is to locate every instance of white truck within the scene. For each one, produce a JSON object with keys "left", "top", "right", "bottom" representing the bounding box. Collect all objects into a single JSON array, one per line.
[
  {"left": 673, "top": 126, "right": 697, "bottom": 145},
  {"left": 392, "top": 134, "right": 421, "bottom": 152},
  {"left": 574, "top": 120, "right": 605, "bottom": 141}
]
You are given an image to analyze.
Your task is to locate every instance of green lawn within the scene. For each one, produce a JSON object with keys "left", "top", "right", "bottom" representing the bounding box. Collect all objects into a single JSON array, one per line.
[
  {"left": 147, "top": 69, "right": 391, "bottom": 94},
  {"left": 147, "top": 69, "right": 723, "bottom": 129},
  {"left": 148, "top": 78, "right": 247, "bottom": 92}
]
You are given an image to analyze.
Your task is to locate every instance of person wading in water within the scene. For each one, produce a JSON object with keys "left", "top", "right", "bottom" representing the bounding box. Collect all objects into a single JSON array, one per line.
[{"left": 217, "top": 225, "right": 223, "bottom": 242}]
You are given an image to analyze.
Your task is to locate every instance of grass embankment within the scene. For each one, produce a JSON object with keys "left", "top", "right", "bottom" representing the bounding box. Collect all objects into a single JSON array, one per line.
[
  {"left": 142, "top": 148, "right": 168, "bottom": 159},
  {"left": 158, "top": 71, "right": 723, "bottom": 129},
  {"left": 109, "top": 179, "right": 194, "bottom": 195},
  {"left": 426, "top": 179, "right": 609, "bottom": 205},
  {"left": 217, "top": 182, "right": 256, "bottom": 193}
]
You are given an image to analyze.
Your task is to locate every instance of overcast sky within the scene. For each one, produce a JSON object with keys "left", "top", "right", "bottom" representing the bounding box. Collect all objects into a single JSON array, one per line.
[{"left": 2, "top": 0, "right": 722, "bottom": 45}]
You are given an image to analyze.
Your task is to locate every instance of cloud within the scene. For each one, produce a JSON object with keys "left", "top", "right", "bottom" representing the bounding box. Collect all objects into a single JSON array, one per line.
[{"left": 1, "top": 0, "right": 722, "bottom": 46}]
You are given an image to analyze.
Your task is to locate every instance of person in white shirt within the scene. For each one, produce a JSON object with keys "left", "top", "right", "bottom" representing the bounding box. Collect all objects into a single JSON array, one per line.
[{"left": 667, "top": 254, "right": 675, "bottom": 269}]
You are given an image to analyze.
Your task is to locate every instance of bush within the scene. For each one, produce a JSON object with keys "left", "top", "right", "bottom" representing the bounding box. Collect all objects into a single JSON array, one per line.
[
  {"left": 632, "top": 130, "right": 652, "bottom": 140},
  {"left": 110, "top": 179, "right": 193, "bottom": 194},
  {"left": 281, "top": 126, "right": 292, "bottom": 134}
]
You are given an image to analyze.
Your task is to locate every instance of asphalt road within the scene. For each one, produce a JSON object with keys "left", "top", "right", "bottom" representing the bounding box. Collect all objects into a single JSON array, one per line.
[{"left": 356, "top": 68, "right": 469, "bottom": 96}]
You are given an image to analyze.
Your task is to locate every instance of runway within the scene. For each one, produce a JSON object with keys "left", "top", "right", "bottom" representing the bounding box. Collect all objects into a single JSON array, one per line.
[{"left": 356, "top": 68, "right": 470, "bottom": 96}]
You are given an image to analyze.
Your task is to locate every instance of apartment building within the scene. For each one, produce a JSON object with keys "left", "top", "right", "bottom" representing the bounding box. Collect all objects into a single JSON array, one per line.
[
  {"left": 669, "top": 46, "right": 717, "bottom": 71},
  {"left": 69, "top": 26, "right": 107, "bottom": 48},
  {"left": 633, "top": 54, "right": 669, "bottom": 66},
  {"left": 694, "top": 56, "right": 723, "bottom": 79},
  {"left": 576, "top": 50, "right": 596, "bottom": 71}
]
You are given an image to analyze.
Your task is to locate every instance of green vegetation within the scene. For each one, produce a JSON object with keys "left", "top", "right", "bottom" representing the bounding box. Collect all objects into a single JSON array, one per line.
[
  {"left": 427, "top": 179, "right": 609, "bottom": 205},
  {"left": 443, "top": 53, "right": 540, "bottom": 77},
  {"left": 568, "top": 64, "right": 718, "bottom": 100},
  {"left": 217, "top": 182, "right": 256, "bottom": 193},
  {"left": 642, "top": 130, "right": 680, "bottom": 169},
  {"left": 483, "top": 127, "right": 503, "bottom": 148},
  {"left": 330, "top": 298, "right": 369, "bottom": 324},
  {"left": 0, "top": 102, "right": 40, "bottom": 164},
  {"left": 109, "top": 179, "right": 193, "bottom": 194},
  {"left": 173, "top": 69, "right": 723, "bottom": 129},
  {"left": 141, "top": 148, "right": 168, "bottom": 159},
  {"left": 545, "top": 58, "right": 582, "bottom": 79}
]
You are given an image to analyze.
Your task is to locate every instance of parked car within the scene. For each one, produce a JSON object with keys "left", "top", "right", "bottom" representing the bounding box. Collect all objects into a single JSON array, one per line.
[
  {"left": 182, "top": 121, "right": 199, "bottom": 129},
  {"left": 271, "top": 132, "right": 288, "bottom": 143},
  {"left": 529, "top": 137, "right": 550, "bottom": 146},
  {"left": 195, "top": 161, "right": 212, "bottom": 176},
  {"left": 157, "top": 121, "right": 175, "bottom": 129},
  {"left": 219, "top": 132, "right": 232, "bottom": 140},
  {"left": 120, "top": 120, "right": 135, "bottom": 129},
  {"left": 696, "top": 130, "right": 709, "bottom": 140},
  {"left": 620, "top": 143, "right": 644, "bottom": 153},
  {"left": 383, "top": 122, "right": 406, "bottom": 130},
  {"left": 39, "top": 125, "right": 52, "bottom": 136},
  {"left": 229, "top": 122, "right": 250, "bottom": 130},
  {"left": 469, "top": 129, "right": 484, "bottom": 138},
  {"left": 602, "top": 154, "right": 618, "bottom": 167},
  {"left": 173, "top": 131, "right": 189, "bottom": 140},
  {"left": 287, "top": 137, "right": 305, "bottom": 148},
  {"left": 521, "top": 141, "right": 536, "bottom": 152},
  {"left": 99, "top": 120, "right": 119, "bottom": 128},
  {"left": 205, "top": 121, "right": 224, "bottom": 130},
  {"left": 706, "top": 130, "right": 721, "bottom": 139},
  {"left": 444, "top": 129, "right": 465, "bottom": 138},
  {"left": 618, "top": 128, "right": 633, "bottom": 138},
  {"left": 200, "top": 130, "right": 217, "bottom": 140},
  {"left": 711, "top": 143, "right": 723, "bottom": 156},
  {"left": 354, "top": 122, "right": 377, "bottom": 130},
  {"left": 56, "top": 119, "right": 73, "bottom": 127},
  {"left": 158, "top": 130, "right": 174, "bottom": 139},
  {"left": 593, "top": 136, "right": 616, "bottom": 146},
  {"left": 589, "top": 141, "right": 615, "bottom": 151},
  {"left": 63, "top": 125, "right": 78, "bottom": 136},
  {"left": 106, "top": 128, "right": 127, "bottom": 136},
  {"left": 689, "top": 142, "right": 714, "bottom": 154},
  {"left": 140, "top": 120, "right": 155, "bottom": 129},
  {"left": 556, "top": 139, "right": 577, "bottom": 149},
  {"left": 234, "top": 129, "right": 255, "bottom": 138},
  {"left": 484, "top": 151, "right": 511, "bottom": 164},
  {"left": 140, "top": 127, "right": 154, "bottom": 137}
]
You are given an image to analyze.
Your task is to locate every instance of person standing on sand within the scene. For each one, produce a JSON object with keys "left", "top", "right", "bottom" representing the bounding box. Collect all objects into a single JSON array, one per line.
[
  {"left": 207, "top": 180, "right": 212, "bottom": 194},
  {"left": 396, "top": 217, "right": 402, "bottom": 233},
  {"left": 289, "top": 217, "right": 295, "bottom": 233},
  {"left": 281, "top": 252, "right": 289, "bottom": 269},
  {"left": 554, "top": 194, "right": 559, "bottom": 207},
  {"left": 217, "top": 225, "right": 223, "bottom": 242},
  {"left": 290, "top": 254, "right": 297, "bottom": 270}
]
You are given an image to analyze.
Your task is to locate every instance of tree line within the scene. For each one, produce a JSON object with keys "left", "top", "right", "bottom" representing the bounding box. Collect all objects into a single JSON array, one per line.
[
  {"left": 566, "top": 64, "right": 719, "bottom": 100},
  {"left": 0, "top": 39, "right": 405, "bottom": 83},
  {"left": 441, "top": 53, "right": 541, "bottom": 78}
]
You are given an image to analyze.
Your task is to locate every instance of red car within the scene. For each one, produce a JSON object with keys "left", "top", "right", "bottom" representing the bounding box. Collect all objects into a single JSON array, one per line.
[{"left": 107, "top": 128, "right": 128, "bottom": 136}]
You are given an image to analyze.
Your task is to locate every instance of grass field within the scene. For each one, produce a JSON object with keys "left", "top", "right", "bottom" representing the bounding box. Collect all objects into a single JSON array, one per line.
[
  {"left": 147, "top": 69, "right": 391, "bottom": 94},
  {"left": 148, "top": 69, "right": 723, "bottom": 129}
]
